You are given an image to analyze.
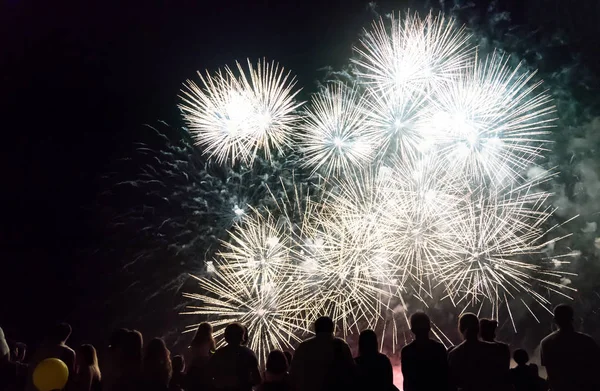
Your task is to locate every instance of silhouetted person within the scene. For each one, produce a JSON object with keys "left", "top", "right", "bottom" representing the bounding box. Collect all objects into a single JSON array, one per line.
[
  {"left": 170, "top": 355, "right": 185, "bottom": 391},
  {"left": 186, "top": 322, "right": 215, "bottom": 391},
  {"left": 290, "top": 316, "right": 356, "bottom": 391},
  {"left": 448, "top": 313, "right": 498, "bottom": 391},
  {"left": 528, "top": 364, "right": 548, "bottom": 391},
  {"left": 26, "top": 322, "right": 76, "bottom": 391},
  {"left": 258, "top": 350, "right": 290, "bottom": 391},
  {"left": 103, "top": 328, "right": 130, "bottom": 391},
  {"left": 208, "top": 322, "right": 261, "bottom": 391},
  {"left": 510, "top": 349, "right": 536, "bottom": 391},
  {"left": 540, "top": 304, "right": 600, "bottom": 391},
  {"left": 401, "top": 312, "right": 448, "bottom": 391},
  {"left": 125, "top": 330, "right": 144, "bottom": 379},
  {"left": 142, "top": 338, "right": 172, "bottom": 391},
  {"left": 108, "top": 329, "right": 144, "bottom": 391},
  {"left": 479, "top": 319, "right": 511, "bottom": 390},
  {"left": 354, "top": 329, "right": 393, "bottom": 391},
  {"left": 73, "top": 344, "right": 102, "bottom": 391}
]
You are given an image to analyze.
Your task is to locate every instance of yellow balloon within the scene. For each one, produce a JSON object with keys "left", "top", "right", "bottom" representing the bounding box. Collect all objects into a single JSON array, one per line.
[{"left": 33, "top": 358, "right": 69, "bottom": 391}]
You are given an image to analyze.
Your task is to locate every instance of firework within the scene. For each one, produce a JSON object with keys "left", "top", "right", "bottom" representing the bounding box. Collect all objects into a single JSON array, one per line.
[
  {"left": 167, "top": 10, "right": 578, "bottom": 352},
  {"left": 422, "top": 52, "right": 556, "bottom": 183},
  {"left": 299, "top": 84, "right": 376, "bottom": 177},
  {"left": 353, "top": 11, "right": 472, "bottom": 94},
  {"left": 180, "top": 59, "right": 303, "bottom": 165},
  {"left": 438, "top": 174, "right": 577, "bottom": 325}
]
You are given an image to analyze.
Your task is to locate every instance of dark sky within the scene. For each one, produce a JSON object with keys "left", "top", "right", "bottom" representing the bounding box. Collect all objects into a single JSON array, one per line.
[{"left": 1, "top": 0, "right": 599, "bottom": 350}]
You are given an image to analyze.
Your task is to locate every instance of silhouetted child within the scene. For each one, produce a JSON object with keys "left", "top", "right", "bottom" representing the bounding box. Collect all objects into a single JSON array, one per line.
[
  {"left": 258, "top": 350, "right": 290, "bottom": 391},
  {"left": 401, "top": 312, "right": 448, "bottom": 391},
  {"left": 510, "top": 349, "right": 535, "bottom": 391}
]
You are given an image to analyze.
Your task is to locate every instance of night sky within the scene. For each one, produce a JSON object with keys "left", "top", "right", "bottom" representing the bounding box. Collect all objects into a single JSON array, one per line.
[{"left": 1, "top": 0, "right": 599, "bottom": 353}]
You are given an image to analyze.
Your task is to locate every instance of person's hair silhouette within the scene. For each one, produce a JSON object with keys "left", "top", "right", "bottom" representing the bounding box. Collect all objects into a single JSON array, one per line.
[
  {"left": 553, "top": 303, "right": 574, "bottom": 330},
  {"left": 266, "top": 350, "right": 288, "bottom": 375},
  {"left": 479, "top": 318, "right": 499, "bottom": 342},
  {"left": 458, "top": 312, "right": 479, "bottom": 340},
  {"left": 224, "top": 322, "right": 246, "bottom": 345},
  {"left": 358, "top": 329, "right": 378, "bottom": 356},
  {"left": 513, "top": 349, "right": 529, "bottom": 366},
  {"left": 314, "top": 316, "right": 334, "bottom": 334}
]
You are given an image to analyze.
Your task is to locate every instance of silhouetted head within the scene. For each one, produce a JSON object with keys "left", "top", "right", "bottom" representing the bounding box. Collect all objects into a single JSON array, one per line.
[
  {"left": 358, "top": 329, "right": 378, "bottom": 356},
  {"left": 123, "top": 330, "right": 143, "bottom": 372},
  {"left": 145, "top": 338, "right": 170, "bottom": 363},
  {"left": 224, "top": 323, "right": 246, "bottom": 346},
  {"left": 553, "top": 304, "right": 574, "bottom": 330},
  {"left": 409, "top": 312, "right": 431, "bottom": 338},
  {"left": 172, "top": 355, "right": 185, "bottom": 373},
  {"left": 513, "top": 349, "right": 529, "bottom": 366},
  {"left": 284, "top": 351, "right": 293, "bottom": 366},
  {"left": 191, "top": 322, "right": 216, "bottom": 352},
  {"left": 479, "top": 318, "right": 498, "bottom": 342},
  {"left": 77, "top": 344, "right": 99, "bottom": 367},
  {"left": 109, "top": 328, "right": 129, "bottom": 352},
  {"left": 50, "top": 323, "right": 72, "bottom": 344},
  {"left": 314, "top": 317, "right": 334, "bottom": 334},
  {"left": 458, "top": 313, "right": 479, "bottom": 340},
  {"left": 266, "top": 350, "right": 288, "bottom": 375}
]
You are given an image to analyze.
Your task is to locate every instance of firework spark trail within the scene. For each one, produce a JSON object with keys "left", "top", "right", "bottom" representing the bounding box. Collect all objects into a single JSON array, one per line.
[{"left": 180, "top": 59, "right": 303, "bottom": 165}]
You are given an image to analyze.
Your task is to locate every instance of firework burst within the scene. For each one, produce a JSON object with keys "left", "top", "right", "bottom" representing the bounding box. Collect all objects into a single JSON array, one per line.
[
  {"left": 161, "top": 10, "right": 579, "bottom": 354},
  {"left": 353, "top": 11, "right": 472, "bottom": 94},
  {"left": 423, "top": 52, "right": 556, "bottom": 183},
  {"left": 180, "top": 59, "right": 303, "bottom": 165},
  {"left": 299, "top": 84, "right": 376, "bottom": 177}
]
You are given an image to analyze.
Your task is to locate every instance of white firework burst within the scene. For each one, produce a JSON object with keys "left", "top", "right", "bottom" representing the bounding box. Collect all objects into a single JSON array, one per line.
[
  {"left": 438, "top": 176, "right": 576, "bottom": 327},
  {"left": 180, "top": 59, "right": 303, "bottom": 164},
  {"left": 353, "top": 11, "right": 472, "bottom": 94},
  {"left": 218, "top": 209, "right": 297, "bottom": 292},
  {"left": 182, "top": 266, "right": 309, "bottom": 366},
  {"left": 299, "top": 84, "right": 376, "bottom": 177},
  {"left": 363, "top": 86, "right": 429, "bottom": 161},
  {"left": 423, "top": 52, "right": 556, "bottom": 183}
]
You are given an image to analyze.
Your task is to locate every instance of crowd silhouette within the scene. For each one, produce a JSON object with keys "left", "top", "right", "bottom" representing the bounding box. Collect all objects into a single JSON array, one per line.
[{"left": 1, "top": 304, "right": 599, "bottom": 391}]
